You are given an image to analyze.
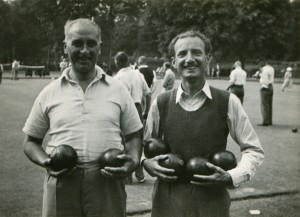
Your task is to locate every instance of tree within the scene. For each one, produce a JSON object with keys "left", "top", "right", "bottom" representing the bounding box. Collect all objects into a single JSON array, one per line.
[{"left": 140, "top": 0, "right": 298, "bottom": 66}]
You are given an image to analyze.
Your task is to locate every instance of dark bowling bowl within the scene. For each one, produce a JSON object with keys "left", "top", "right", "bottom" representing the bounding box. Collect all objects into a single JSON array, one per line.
[
  {"left": 99, "top": 148, "right": 124, "bottom": 168},
  {"left": 159, "top": 153, "right": 185, "bottom": 178},
  {"left": 185, "top": 156, "right": 213, "bottom": 181},
  {"left": 144, "top": 138, "right": 170, "bottom": 158},
  {"left": 50, "top": 144, "right": 78, "bottom": 171},
  {"left": 208, "top": 150, "right": 237, "bottom": 171}
]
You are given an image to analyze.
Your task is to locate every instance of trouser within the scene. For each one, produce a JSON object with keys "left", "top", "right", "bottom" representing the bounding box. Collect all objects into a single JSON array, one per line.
[
  {"left": 0, "top": 70, "right": 2, "bottom": 84},
  {"left": 151, "top": 180, "right": 230, "bottom": 217},
  {"left": 229, "top": 85, "right": 244, "bottom": 104},
  {"left": 11, "top": 69, "right": 18, "bottom": 80},
  {"left": 126, "top": 103, "right": 145, "bottom": 183},
  {"left": 260, "top": 84, "right": 273, "bottom": 125},
  {"left": 43, "top": 167, "right": 126, "bottom": 217}
]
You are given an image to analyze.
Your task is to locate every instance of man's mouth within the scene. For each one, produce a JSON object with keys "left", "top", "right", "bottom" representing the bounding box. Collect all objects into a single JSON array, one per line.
[
  {"left": 184, "top": 65, "right": 198, "bottom": 70},
  {"left": 78, "top": 58, "right": 90, "bottom": 63}
]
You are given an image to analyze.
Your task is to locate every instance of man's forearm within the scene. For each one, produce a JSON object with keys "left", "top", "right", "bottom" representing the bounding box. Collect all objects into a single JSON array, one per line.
[
  {"left": 124, "top": 132, "right": 142, "bottom": 165},
  {"left": 23, "top": 136, "right": 49, "bottom": 168}
]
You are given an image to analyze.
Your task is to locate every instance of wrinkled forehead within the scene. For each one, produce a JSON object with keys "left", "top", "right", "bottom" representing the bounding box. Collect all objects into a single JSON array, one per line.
[{"left": 65, "top": 23, "right": 101, "bottom": 43}]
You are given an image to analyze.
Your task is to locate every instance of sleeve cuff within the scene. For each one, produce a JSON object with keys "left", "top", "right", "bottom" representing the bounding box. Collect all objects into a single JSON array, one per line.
[{"left": 227, "top": 168, "right": 245, "bottom": 188}]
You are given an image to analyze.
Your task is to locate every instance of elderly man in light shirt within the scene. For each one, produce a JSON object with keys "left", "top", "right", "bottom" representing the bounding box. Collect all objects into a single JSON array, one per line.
[
  {"left": 142, "top": 30, "right": 264, "bottom": 217},
  {"left": 227, "top": 61, "right": 247, "bottom": 104},
  {"left": 114, "top": 51, "right": 151, "bottom": 184},
  {"left": 22, "top": 19, "right": 143, "bottom": 217},
  {"left": 258, "top": 59, "right": 275, "bottom": 126}
]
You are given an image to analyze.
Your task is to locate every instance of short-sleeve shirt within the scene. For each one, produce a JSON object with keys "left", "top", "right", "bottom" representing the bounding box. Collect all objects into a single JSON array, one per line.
[
  {"left": 22, "top": 67, "right": 142, "bottom": 168},
  {"left": 229, "top": 66, "right": 247, "bottom": 85},
  {"left": 114, "top": 66, "right": 150, "bottom": 104},
  {"left": 259, "top": 65, "right": 274, "bottom": 88}
]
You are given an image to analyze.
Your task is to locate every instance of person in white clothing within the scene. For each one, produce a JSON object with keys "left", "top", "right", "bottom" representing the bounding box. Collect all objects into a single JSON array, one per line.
[
  {"left": 258, "top": 59, "right": 274, "bottom": 126},
  {"left": 282, "top": 67, "right": 293, "bottom": 92},
  {"left": 114, "top": 51, "right": 151, "bottom": 184},
  {"left": 227, "top": 61, "right": 247, "bottom": 104}
]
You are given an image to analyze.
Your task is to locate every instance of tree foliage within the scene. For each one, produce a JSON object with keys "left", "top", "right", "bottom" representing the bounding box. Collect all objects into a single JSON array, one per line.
[{"left": 0, "top": 0, "right": 299, "bottom": 68}]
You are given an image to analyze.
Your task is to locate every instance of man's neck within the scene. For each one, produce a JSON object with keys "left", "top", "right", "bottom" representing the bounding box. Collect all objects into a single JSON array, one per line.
[
  {"left": 181, "top": 78, "right": 205, "bottom": 96},
  {"left": 69, "top": 68, "right": 97, "bottom": 83}
]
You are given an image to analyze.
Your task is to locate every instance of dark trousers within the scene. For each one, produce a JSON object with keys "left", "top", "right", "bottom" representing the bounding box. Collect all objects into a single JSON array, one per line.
[
  {"left": 43, "top": 167, "right": 126, "bottom": 217},
  {"left": 151, "top": 180, "right": 230, "bottom": 217},
  {"left": 229, "top": 85, "right": 244, "bottom": 104},
  {"left": 260, "top": 84, "right": 273, "bottom": 125},
  {"left": 0, "top": 70, "right": 2, "bottom": 84}
]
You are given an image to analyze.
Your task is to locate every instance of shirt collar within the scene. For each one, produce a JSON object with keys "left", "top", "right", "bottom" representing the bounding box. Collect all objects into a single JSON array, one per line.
[
  {"left": 117, "top": 66, "right": 131, "bottom": 74},
  {"left": 60, "top": 65, "right": 109, "bottom": 84},
  {"left": 176, "top": 81, "right": 212, "bottom": 103},
  {"left": 138, "top": 65, "right": 148, "bottom": 69}
]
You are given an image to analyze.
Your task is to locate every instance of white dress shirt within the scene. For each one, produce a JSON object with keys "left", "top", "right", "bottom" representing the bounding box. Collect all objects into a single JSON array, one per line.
[
  {"left": 114, "top": 66, "right": 150, "bottom": 103},
  {"left": 260, "top": 65, "right": 275, "bottom": 88},
  {"left": 144, "top": 82, "right": 264, "bottom": 187},
  {"left": 229, "top": 66, "right": 247, "bottom": 85}
]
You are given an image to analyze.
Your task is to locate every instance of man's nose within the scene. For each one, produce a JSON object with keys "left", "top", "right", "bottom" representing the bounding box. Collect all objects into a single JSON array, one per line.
[
  {"left": 186, "top": 51, "right": 194, "bottom": 62},
  {"left": 80, "top": 44, "right": 89, "bottom": 53}
]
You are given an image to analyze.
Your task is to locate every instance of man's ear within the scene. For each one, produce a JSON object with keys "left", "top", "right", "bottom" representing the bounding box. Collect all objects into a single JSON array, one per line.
[
  {"left": 64, "top": 44, "right": 67, "bottom": 54},
  {"left": 171, "top": 57, "right": 176, "bottom": 67},
  {"left": 206, "top": 54, "right": 211, "bottom": 63},
  {"left": 98, "top": 42, "right": 102, "bottom": 55}
]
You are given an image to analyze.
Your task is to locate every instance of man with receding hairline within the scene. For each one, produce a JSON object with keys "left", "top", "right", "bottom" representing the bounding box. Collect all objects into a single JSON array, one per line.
[{"left": 23, "top": 18, "right": 142, "bottom": 217}]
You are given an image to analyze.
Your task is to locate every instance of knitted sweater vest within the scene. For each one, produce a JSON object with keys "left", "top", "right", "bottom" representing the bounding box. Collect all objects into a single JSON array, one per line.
[{"left": 157, "top": 86, "right": 230, "bottom": 162}]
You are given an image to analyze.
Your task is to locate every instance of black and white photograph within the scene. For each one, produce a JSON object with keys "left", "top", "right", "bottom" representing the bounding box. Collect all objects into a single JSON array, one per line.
[{"left": 0, "top": 0, "right": 299, "bottom": 217}]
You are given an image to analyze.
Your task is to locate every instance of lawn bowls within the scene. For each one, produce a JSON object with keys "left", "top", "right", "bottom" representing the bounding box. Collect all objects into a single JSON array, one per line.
[
  {"left": 208, "top": 151, "right": 237, "bottom": 171},
  {"left": 185, "top": 156, "right": 213, "bottom": 181},
  {"left": 99, "top": 148, "right": 124, "bottom": 168},
  {"left": 144, "top": 138, "right": 170, "bottom": 158},
  {"left": 159, "top": 153, "right": 185, "bottom": 178},
  {"left": 49, "top": 145, "right": 78, "bottom": 171}
]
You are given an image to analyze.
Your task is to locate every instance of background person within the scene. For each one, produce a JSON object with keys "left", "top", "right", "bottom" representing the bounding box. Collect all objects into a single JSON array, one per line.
[
  {"left": 258, "top": 58, "right": 274, "bottom": 126},
  {"left": 161, "top": 62, "right": 176, "bottom": 92},
  {"left": 0, "top": 63, "right": 3, "bottom": 84},
  {"left": 22, "top": 18, "right": 143, "bottom": 217},
  {"left": 143, "top": 30, "right": 264, "bottom": 217},
  {"left": 114, "top": 51, "right": 152, "bottom": 184},
  {"left": 282, "top": 67, "right": 293, "bottom": 92},
  {"left": 11, "top": 59, "right": 19, "bottom": 80},
  {"left": 59, "top": 57, "right": 68, "bottom": 73},
  {"left": 226, "top": 61, "right": 247, "bottom": 104}
]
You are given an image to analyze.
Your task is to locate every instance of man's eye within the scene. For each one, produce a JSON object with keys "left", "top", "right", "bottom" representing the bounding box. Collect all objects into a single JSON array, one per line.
[
  {"left": 193, "top": 50, "right": 203, "bottom": 55},
  {"left": 87, "top": 41, "right": 97, "bottom": 47},
  {"left": 177, "top": 52, "right": 186, "bottom": 57},
  {"left": 72, "top": 41, "right": 82, "bottom": 47}
]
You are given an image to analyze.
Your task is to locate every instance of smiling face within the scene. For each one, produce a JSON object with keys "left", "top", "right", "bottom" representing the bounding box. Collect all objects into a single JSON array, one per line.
[
  {"left": 65, "top": 22, "right": 101, "bottom": 75},
  {"left": 172, "top": 36, "right": 209, "bottom": 84}
]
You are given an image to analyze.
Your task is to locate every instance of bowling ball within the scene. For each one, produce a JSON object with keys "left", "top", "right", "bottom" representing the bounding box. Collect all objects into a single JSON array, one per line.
[
  {"left": 159, "top": 153, "right": 185, "bottom": 178},
  {"left": 185, "top": 156, "right": 213, "bottom": 181},
  {"left": 208, "top": 151, "right": 237, "bottom": 171},
  {"left": 144, "top": 138, "right": 170, "bottom": 158},
  {"left": 50, "top": 145, "right": 78, "bottom": 172},
  {"left": 99, "top": 148, "right": 124, "bottom": 168},
  {"left": 292, "top": 128, "right": 298, "bottom": 133}
]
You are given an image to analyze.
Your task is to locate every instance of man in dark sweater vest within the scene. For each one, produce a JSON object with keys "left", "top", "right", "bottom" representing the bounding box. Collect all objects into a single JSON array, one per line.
[{"left": 142, "top": 30, "right": 264, "bottom": 217}]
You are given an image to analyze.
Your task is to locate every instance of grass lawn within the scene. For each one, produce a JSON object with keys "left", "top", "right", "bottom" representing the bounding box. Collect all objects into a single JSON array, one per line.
[{"left": 0, "top": 77, "right": 299, "bottom": 217}]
